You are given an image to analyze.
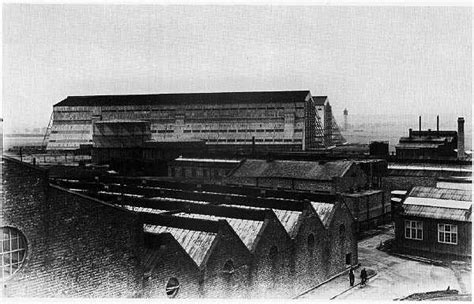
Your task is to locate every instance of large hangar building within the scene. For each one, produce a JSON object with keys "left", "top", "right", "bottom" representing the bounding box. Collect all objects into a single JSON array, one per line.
[{"left": 46, "top": 90, "right": 345, "bottom": 151}]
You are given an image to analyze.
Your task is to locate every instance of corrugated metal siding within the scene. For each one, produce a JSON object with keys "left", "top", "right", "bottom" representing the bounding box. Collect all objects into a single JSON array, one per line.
[{"left": 144, "top": 224, "right": 217, "bottom": 267}]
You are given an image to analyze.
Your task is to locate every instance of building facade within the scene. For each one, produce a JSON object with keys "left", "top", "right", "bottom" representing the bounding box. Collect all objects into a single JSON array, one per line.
[
  {"left": 46, "top": 91, "right": 344, "bottom": 151},
  {"left": 394, "top": 186, "right": 472, "bottom": 258}
]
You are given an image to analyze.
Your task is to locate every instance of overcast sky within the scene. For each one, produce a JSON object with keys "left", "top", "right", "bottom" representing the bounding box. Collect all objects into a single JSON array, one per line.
[{"left": 2, "top": 4, "right": 472, "bottom": 132}]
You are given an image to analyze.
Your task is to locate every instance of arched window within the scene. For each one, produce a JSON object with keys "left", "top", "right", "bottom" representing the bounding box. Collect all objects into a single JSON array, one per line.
[
  {"left": 269, "top": 246, "right": 278, "bottom": 260},
  {"left": 307, "top": 233, "right": 315, "bottom": 249},
  {"left": 166, "top": 277, "right": 180, "bottom": 298},
  {"left": 1, "top": 227, "right": 27, "bottom": 281},
  {"left": 339, "top": 224, "right": 346, "bottom": 238},
  {"left": 223, "top": 260, "right": 234, "bottom": 274}
]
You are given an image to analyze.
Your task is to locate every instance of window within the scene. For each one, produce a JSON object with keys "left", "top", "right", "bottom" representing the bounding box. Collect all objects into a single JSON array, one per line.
[
  {"left": 222, "top": 260, "right": 234, "bottom": 274},
  {"left": 191, "top": 168, "right": 197, "bottom": 177},
  {"left": 405, "top": 220, "right": 423, "bottom": 240},
  {"left": 269, "top": 246, "right": 278, "bottom": 260},
  {"left": 170, "top": 167, "right": 175, "bottom": 177},
  {"left": 1, "top": 227, "right": 27, "bottom": 281},
  {"left": 203, "top": 169, "right": 208, "bottom": 178},
  {"left": 165, "top": 277, "right": 180, "bottom": 298},
  {"left": 181, "top": 168, "right": 186, "bottom": 178},
  {"left": 438, "top": 224, "right": 458, "bottom": 245},
  {"left": 307, "top": 234, "right": 315, "bottom": 249},
  {"left": 339, "top": 224, "right": 345, "bottom": 236}
]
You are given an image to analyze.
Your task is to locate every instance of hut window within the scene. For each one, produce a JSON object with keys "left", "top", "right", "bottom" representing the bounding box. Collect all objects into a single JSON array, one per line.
[
  {"left": 405, "top": 220, "right": 423, "bottom": 240},
  {"left": 438, "top": 224, "right": 457, "bottom": 245},
  {"left": 307, "top": 233, "right": 315, "bottom": 249},
  {"left": 222, "top": 260, "right": 234, "bottom": 274},
  {"left": 1, "top": 227, "right": 27, "bottom": 281},
  {"left": 166, "top": 277, "right": 180, "bottom": 298}
]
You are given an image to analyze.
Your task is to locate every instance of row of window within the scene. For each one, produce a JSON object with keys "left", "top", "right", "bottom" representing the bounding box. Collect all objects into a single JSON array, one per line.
[
  {"left": 155, "top": 128, "right": 303, "bottom": 134},
  {"left": 405, "top": 221, "right": 458, "bottom": 244},
  {"left": 206, "top": 138, "right": 302, "bottom": 143}
]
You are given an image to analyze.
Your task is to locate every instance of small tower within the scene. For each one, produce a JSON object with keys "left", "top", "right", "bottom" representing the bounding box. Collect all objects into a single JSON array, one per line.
[
  {"left": 343, "top": 108, "right": 348, "bottom": 131},
  {"left": 457, "top": 117, "right": 465, "bottom": 160}
]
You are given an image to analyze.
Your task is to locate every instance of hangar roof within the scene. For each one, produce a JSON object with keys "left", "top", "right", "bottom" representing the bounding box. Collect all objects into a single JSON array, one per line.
[{"left": 54, "top": 90, "right": 311, "bottom": 107}]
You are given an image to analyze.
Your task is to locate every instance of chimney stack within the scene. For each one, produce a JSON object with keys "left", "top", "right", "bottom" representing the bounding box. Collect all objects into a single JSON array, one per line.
[
  {"left": 457, "top": 117, "right": 465, "bottom": 160},
  {"left": 418, "top": 116, "right": 422, "bottom": 133},
  {"left": 436, "top": 115, "right": 439, "bottom": 133},
  {"left": 409, "top": 128, "right": 412, "bottom": 138}
]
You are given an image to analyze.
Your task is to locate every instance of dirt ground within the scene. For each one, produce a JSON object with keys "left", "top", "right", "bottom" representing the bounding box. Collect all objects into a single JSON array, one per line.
[{"left": 299, "top": 225, "right": 472, "bottom": 300}]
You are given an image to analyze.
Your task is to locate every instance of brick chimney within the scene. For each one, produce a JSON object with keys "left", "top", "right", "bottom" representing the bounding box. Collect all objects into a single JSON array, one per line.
[{"left": 457, "top": 117, "right": 465, "bottom": 160}]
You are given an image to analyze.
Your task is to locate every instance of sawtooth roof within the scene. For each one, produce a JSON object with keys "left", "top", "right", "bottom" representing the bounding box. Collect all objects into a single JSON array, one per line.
[
  {"left": 54, "top": 90, "right": 311, "bottom": 107},
  {"left": 144, "top": 224, "right": 218, "bottom": 268},
  {"left": 230, "top": 159, "right": 354, "bottom": 181}
]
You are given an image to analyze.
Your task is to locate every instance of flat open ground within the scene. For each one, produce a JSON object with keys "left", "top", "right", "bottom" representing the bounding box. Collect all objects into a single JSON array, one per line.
[{"left": 299, "top": 225, "right": 471, "bottom": 300}]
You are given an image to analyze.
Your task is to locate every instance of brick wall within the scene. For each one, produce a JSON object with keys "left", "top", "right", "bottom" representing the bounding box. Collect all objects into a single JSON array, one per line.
[
  {"left": 247, "top": 213, "right": 294, "bottom": 298},
  {"left": 1, "top": 157, "right": 144, "bottom": 297},
  {"left": 200, "top": 221, "right": 252, "bottom": 298},
  {"left": 142, "top": 233, "right": 203, "bottom": 298},
  {"left": 292, "top": 207, "right": 329, "bottom": 295}
]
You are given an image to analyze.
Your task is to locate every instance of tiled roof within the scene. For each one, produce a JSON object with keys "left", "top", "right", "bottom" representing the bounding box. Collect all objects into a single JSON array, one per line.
[
  {"left": 409, "top": 186, "right": 472, "bottom": 202},
  {"left": 144, "top": 224, "right": 217, "bottom": 268},
  {"left": 174, "top": 213, "right": 264, "bottom": 252},
  {"left": 54, "top": 90, "right": 311, "bottom": 107},
  {"left": 310, "top": 202, "right": 335, "bottom": 228},
  {"left": 230, "top": 159, "right": 354, "bottom": 181}
]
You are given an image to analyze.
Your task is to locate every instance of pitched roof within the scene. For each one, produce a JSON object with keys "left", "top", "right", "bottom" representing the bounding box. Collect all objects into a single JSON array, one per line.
[
  {"left": 312, "top": 96, "right": 327, "bottom": 106},
  {"left": 403, "top": 187, "right": 473, "bottom": 222},
  {"left": 54, "top": 90, "right": 311, "bottom": 107},
  {"left": 408, "top": 186, "right": 472, "bottom": 202},
  {"left": 230, "top": 159, "right": 354, "bottom": 181},
  {"left": 404, "top": 203, "right": 471, "bottom": 222},
  {"left": 173, "top": 212, "right": 264, "bottom": 252},
  {"left": 272, "top": 209, "right": 303, "bottom": 239},
  {"left": 310, "top": 202, "right": 335, "bottom": 228},
  {"left": 144, "top": 224, "right": 218, "bottom": 268}
]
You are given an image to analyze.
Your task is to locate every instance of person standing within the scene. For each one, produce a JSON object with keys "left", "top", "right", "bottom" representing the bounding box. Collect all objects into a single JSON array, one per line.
[
  {"left": 349, "top": 268, "right": 355, "bottom": 287},
  {"left": 360, "top": 268, "right": 368, "bottom": 286}
]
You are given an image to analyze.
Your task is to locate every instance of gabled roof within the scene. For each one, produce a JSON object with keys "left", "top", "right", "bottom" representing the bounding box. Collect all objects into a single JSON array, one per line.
[
  {"left": 54, "top": 90, "right": 311, "bottom": 107},
  {"left": 310, "top": 202, "right": 336, "bottom": 229},
  {"left": 312, "top": 96, "right": 327, "bottom": 106},
  {"left": 174, "top": 213, "right": 264, "bottom": 252},
  {"left": 272, "top": 209, "right": 303, "bottom": 239},
  {"left": 144, "top": 224, "right": 218, "bottom": 268},
  {"left": 403, "top": 186, "right": 472, "bottom": 222},
  {"left": 230, "top": 159, "right": 354, "bottom": 181}
]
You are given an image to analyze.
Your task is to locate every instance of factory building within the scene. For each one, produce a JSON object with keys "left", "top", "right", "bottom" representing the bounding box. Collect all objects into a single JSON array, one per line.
[
  {"left": 395, "top": 116, "right": 465, "bottom": 161},
  {"left": 46, "top": 91, "right": 346, "bottom": 152},
  {"left": 226, "top": 159, "right": 368, "bottom": 194},
  {"left": 2, "top": 156, "right": 357, "bottom": 298},
  {"left": 394, "top": 186, "right": 472, "bottom": 258}
]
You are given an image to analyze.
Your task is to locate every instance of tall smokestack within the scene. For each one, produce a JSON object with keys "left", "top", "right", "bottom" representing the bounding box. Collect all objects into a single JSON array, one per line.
[
  {"left": 457, "top": 117, "right": 465, "bottom": 160},
  {"left": 436, "top": 115, "right": 439, "bottom": 133},
  {"left": 343, "top": 108, "right": 348, "bottom": 131},
  {"left": 418, "top": 116, "right": 421, "bottom": 133}
]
